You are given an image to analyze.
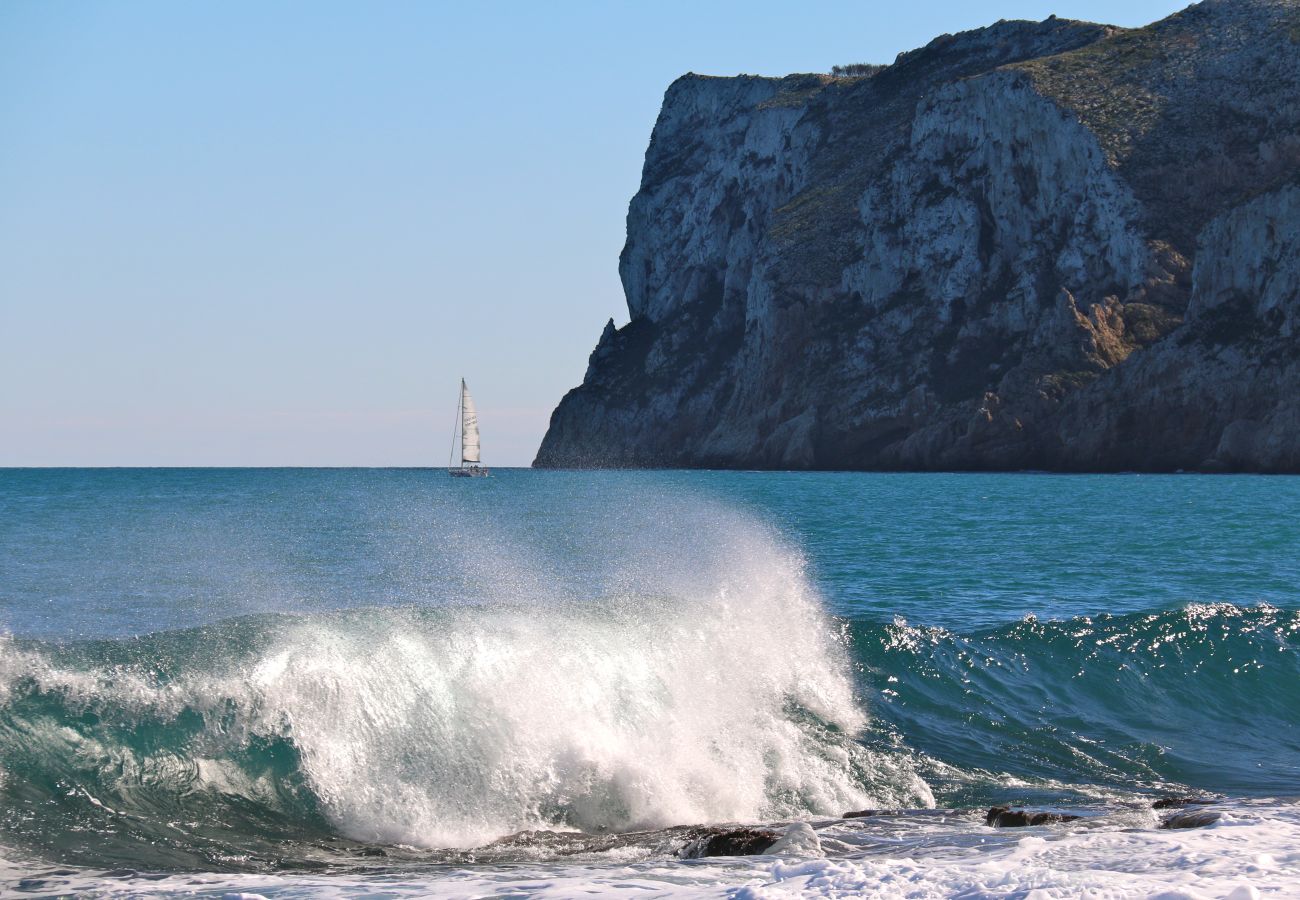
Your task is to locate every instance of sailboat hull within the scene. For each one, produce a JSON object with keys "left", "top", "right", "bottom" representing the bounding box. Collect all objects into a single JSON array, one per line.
[{"left": 448, "top": 467, "right": 489, "bottom": 478}]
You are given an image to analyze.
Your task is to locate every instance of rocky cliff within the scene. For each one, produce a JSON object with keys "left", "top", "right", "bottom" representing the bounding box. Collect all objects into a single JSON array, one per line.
[{"left": 536, "top": 0, "right": 1300, "bottom": 472}]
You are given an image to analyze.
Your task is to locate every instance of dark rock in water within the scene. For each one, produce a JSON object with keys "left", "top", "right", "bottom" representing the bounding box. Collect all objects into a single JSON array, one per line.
[
  {"left": 1160, "top": 809, "right": 1222, "bottom": 829},
  {"left": 842, "top": 808, "right": 961, "bottom": 820},
  {"left": 535, "top": 0, "right": 1300, "bottom": 474},
  {"left": 986, "top": 806, "right": 1082, "bottom": 827},
  {"left": 1152, "top": 796, "right": 1217, "bottom": 809},
  {"left": 683, "top": 827, "right": 781, "bottom": 858}
]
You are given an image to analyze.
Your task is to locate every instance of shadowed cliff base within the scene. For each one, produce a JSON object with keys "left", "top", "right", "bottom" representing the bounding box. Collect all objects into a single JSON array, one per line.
[{"left": 536, "top": 0, "right": 1300, "bottom": 473}]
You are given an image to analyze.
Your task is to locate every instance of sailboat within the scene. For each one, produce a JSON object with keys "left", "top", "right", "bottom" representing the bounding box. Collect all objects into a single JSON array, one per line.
[{"left": 449, "top": 378, "right": 489, "bottom": 477}]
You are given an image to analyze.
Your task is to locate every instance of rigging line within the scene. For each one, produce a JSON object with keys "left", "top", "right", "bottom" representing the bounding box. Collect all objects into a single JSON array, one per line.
[{"left": 449, "top": 379, "right": 462, "bottom": 469}]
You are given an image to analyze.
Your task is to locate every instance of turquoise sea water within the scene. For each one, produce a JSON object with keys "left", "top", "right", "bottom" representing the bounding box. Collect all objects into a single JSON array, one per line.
[{"left": 1, "top": 469, "right": 1298, "bottom": 896}]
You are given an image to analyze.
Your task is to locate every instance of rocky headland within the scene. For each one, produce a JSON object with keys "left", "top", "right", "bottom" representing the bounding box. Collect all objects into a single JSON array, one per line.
[{"left": 536, "top": 0, "right": 1300, "bottom": 472}]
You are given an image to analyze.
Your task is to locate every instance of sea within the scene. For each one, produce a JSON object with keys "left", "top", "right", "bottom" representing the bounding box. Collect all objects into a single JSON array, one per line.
[{"left": 1, "top": 468, "right": 1298, "bottom": 898}]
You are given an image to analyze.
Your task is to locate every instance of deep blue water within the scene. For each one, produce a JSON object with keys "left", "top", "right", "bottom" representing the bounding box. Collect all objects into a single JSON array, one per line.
[
  {"left": 1, "top": 468, "right": 1298, "bottom": 879},
  {"left": 7, "top": 469, "right": 1298, "bottom": 635}
]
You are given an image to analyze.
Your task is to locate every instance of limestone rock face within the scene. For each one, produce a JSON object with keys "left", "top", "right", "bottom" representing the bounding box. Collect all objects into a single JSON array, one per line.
[{"left": 536, "top": 0, "right": 1300, "bottom": 472}]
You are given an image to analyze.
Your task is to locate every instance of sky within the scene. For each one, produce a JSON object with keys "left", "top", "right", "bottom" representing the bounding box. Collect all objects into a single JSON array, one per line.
[{"left": 1, "top": 0, "right": 1190, "bottom": 467}]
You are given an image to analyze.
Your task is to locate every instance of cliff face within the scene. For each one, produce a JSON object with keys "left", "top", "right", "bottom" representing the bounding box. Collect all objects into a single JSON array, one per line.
[{"left": 536, "top": 0, "right": 1300, "bottom": 472}]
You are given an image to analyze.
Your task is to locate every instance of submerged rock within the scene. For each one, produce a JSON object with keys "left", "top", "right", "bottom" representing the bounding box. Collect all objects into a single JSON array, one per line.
[
  {"left": 986, "top": 806, "right": 1082, "bottom": 827},
  {"left": 536, "top": 0, "right": 1300, "bottom": 473},
  {"left": 1160, "top": 809, "right": 1223, "bottom": 829},
  {"left": 1152, "top": 796, "right": 1218, "bottom": 810},
  {"left": 682, "top": 827, "right": 781, "bottom": 858},
  {"left": 765, "top": 822, "right": 823, "bottom": 857},
  {"left": 842, "top": 808, "right": 961, "bottom": 820}
]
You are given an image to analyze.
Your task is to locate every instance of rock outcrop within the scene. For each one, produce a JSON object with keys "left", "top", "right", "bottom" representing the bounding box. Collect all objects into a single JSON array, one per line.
[{"left": 535, "top": 0, "right": 1300, "bottom": 472}]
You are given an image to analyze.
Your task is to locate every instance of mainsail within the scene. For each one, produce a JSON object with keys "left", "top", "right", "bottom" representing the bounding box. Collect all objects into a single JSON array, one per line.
[{"left": 460, "top": 379, "right": 480, "bottom": 464}]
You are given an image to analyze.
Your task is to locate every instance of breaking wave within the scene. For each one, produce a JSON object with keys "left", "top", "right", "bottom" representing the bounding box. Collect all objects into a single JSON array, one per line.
[{"left": 0, "top": 502, "right": 929, "bottom": 871}]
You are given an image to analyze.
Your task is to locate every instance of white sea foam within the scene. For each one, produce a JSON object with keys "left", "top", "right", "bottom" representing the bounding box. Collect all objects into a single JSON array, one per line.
[
  {"left": 6, "top": 800, "right": 1297, "bottom": 898},
  {"left": 735, "top": 801, "right": 1300, "bottom": 899}
]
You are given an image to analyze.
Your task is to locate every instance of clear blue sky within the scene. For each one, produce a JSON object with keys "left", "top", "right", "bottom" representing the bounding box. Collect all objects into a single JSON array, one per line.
[{"left": 1, "top": 0, "right": 1189, "bottom": 466}]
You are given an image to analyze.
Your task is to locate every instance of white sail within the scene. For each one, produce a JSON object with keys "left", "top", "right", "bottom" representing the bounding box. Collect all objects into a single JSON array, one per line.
[{"left": 460, "top": 380, "right": 480, "bottom": 464}]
